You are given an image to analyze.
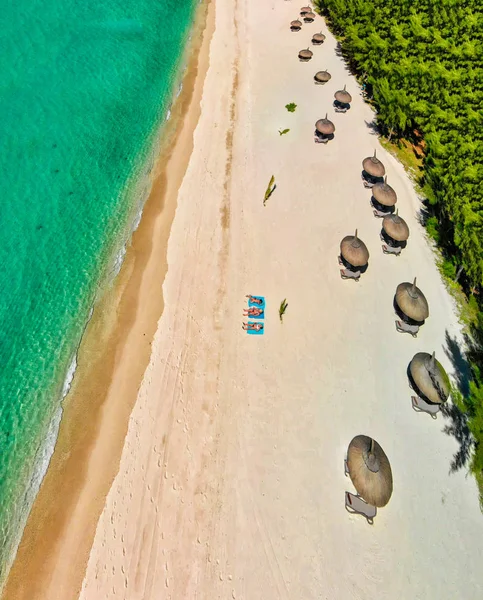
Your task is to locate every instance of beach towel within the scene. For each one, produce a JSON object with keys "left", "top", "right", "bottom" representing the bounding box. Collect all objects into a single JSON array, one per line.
[
  {"left": 248, "top": 296, "right": 265, "bottom": 309},
  {"left": 246, "top": 322, "right": 264, "bottom": 335},
  {"left": 247, "top": 310, "right": 264, "bottom": 320}
]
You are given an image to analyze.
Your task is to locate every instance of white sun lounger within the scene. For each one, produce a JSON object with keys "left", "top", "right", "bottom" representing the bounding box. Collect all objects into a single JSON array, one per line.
[
  {"left": 382, "top": 244, "right": 402, "bottom": 256},
  {"left": 395, "top": 320, "right": 419, "bottom": 337},
  {"left": 411, "top": 395, "right": 440, "bottom": 419},
  {"left": 345, "top": 492, "right": 377, "bottom": 524},
  {"left": 373, "top": 209, "right": 389, "bottom": 218},
  {"left": 334, "top": 106, "right": 348, "bottom": 113},
  {"left": 362, "top": 177, "right": 375, "bottom": 188},
  {"left": 340, "top": 268, "right": 361, "bottom": 281}
]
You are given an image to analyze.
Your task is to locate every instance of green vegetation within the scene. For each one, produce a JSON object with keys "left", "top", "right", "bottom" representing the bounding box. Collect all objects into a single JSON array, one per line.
[
  {"left": 263, "top": 175, "right": 276, "bottom": 206},
  {"left": 279, "top": 128, "right": 290, "bottom": 136},
  {"left": 315, "top": 0, "right": 483, "bottom": 502},
  {"left": 279, "top": 299, "right": 288, "bottom": 322},
  {"left": 285, "top": 103, "right": 297, "bottom": 112}
]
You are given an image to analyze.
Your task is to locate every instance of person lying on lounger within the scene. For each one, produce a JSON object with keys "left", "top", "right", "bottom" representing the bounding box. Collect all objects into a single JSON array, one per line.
[
  {"left": 242, "top": 322, "right": 264, "bottom": 331},
  {"left": 246, "top": 295, "right": 263, "bottom": 305},
  {"left": 243, "top": 307, "right": 264, "bottom": 317}
]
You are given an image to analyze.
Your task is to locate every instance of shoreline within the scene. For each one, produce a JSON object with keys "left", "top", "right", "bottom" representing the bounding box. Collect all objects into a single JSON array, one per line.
[
  {"left": 78, "top": 0, "right": 483, "bottom": 598},
  {"left": 1, "top": 2, "right": 215, "bottom": 598}
]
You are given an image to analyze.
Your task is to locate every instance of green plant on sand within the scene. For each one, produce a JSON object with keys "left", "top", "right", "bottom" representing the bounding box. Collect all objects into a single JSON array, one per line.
[
  {"left": 263, "top": 175, "right": 276, "bottom": 206},
  {"left": 279, "top": 298, "right": 288, "bottom": 322},
  {"left": 279, "top": 128, "right": 290, "bottom": 136},
  {"left": 285, "top": 103, "right": 297, "bottom": 112}
]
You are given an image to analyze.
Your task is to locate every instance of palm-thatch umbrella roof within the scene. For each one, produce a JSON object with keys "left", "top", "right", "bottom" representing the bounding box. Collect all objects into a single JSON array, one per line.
[
  {"left": 382, "top": 210, "right": 409, "bottom": 242},
  {"left": 315, "top": 114, "right": 335, "bottom": 135},
  {"left": 290, "top": 20, "right": 302, "bottom": 29},
  {"left": 312, "top": 32, "right": 326, "bottom": 44},
  {"left": 410, "top": 351, "right": 450, "bottom": 404},
  {"left": 372, "top": 177, "right": 397, "bottom": 207},
  {"left": 340, "top": 229, "right": 369, "bottom": 267},
  {"left": 300, "top": 6, "right": 311, "bottom": 15},
  {"left": 334, "top": 85, "right": 352, "bottom": 104},
  {"left": 304, "top": 12, "right": 316, "bottom": 21},
  {"left": 347, "top": 435, "right": 393, "bottom": 507},
  {"left": 395, "top": 278, "right": 429, "bottom": 322},
  {"left": 363, "top": 150, "right": 386, "bottom": 178},
  {"left": 299, "top": 48, "right": 313, "bottom": 60},
  {"left": 314, "top": 70, "right": 331, "bottom": 83}
]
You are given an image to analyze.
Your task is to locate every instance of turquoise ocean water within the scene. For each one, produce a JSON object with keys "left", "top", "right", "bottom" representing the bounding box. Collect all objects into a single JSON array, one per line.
[{"left": 0, "top": 0, "right": 197, "bottom": 580}]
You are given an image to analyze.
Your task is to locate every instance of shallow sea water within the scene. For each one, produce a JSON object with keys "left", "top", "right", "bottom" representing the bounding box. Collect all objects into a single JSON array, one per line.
[{"left": 0, "top": 0, "right": 196, "bottom": 578}]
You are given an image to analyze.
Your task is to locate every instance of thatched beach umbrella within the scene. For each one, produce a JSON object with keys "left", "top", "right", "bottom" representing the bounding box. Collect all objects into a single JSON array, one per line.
[
  {"left": 300, "top": 6, "right": 311, "bottom": 16},
  {"left": 382, "top": 210, "right": 409, "bottom": 242},
  {"left": 363, "top": 150, "right": 386, "bottom": 178},
  {"left": 290, "top": 19, "right": 302, "bottom": 31},
  {"left": 372, "top": 177, "right": 397, "bottom": 207},
  {"left": 340, "top": 229, "right": 369, "bottom": 267},
  {"left": 312, "top": 32, "right": 326, "bottom": 45},
  {"left": 299, "top": 48, "right": 313, "bottom": 61},
  {"left": 315, "top": 114, "right": 335, "bottom": 136},
  {"left": 395, "top": 278, "right": 429, "bottom": 323},
  {"left": 409, "top": 351, "right": 450, "bottom": 404},
  {"left": 314, "top": 70, "right": 331, "bottom": 84},
  {"left": 334, "top": 85, "right": 352, "bottom": 104},
  {"left": 347, "top": 435, "right": 393, "bottom": 507},
  {"left": 304, "top": 11, "right": 316, "bottom": 22}
]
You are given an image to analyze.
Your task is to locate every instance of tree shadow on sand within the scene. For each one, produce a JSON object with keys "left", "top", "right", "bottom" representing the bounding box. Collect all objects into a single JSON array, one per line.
[
  {"left": 440, "top": 330, "right": 473, "bottom": 473},
  {"left": 364, "top": 119, "right": 379, "bottom": 136},
  {"left": 333, "top": 41, "right": 353, "bottom": 74}
]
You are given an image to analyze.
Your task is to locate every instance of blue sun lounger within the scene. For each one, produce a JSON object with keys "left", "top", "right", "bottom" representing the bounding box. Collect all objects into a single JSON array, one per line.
[
  {"left": 246, "top": 321, "right": 264, "bottom": 335},
  {"left": 248, "top": 296, "right": 265, "bottom": 309}
]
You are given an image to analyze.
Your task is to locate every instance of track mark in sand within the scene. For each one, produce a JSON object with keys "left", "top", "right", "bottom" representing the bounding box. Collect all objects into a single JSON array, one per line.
[
  {"left": 214, "top": 7, "right": 240, "bottom": 330},
  {"left": 220, "top": 65, "right": 239, "bottom": 234},
  {"left": 238, "top": 436, "right": 291, "bottom": 600}
]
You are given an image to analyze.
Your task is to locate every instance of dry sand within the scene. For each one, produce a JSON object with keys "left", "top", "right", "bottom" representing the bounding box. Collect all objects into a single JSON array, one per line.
[{"left": 15, "top": 0, "right": 483, "bottom": 598}]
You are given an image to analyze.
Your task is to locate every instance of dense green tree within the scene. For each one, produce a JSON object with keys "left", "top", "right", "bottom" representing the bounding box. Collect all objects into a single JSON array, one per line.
[{"left": 316, "top": 0, "right": 483, "bottom": 501}]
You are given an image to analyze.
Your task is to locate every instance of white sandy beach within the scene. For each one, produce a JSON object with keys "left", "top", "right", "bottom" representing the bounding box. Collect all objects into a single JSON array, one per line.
[{"left": 76, "top": 1, "right": 483, "bottom": 598}]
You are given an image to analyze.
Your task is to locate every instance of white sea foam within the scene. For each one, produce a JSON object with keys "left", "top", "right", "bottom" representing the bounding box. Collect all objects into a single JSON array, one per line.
[
  {"left": 111, "top": 244, "right": 127, "bottom": 279},
  {"left": 2, "top": 351, "right": 74, "bottom": 587},
  {"left": 61, "top": 355, "right": 77, "bottom": 399}
]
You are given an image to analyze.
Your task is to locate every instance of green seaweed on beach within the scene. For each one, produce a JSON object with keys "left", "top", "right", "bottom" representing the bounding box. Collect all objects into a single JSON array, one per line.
[
  {"left": 285, "top": 103, "right": 297, "bottom": 112},
  {"left": 263, "top": 175, "right": 276, "bottom": 206},
  {"left": 279, "top": 128, "right": 290, "bottom": 136},
  {"left": 279, "top": 298, "right": 288, "bottom": 322}
]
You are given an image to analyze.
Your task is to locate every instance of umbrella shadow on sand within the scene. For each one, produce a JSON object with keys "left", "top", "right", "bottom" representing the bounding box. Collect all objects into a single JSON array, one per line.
[{"left": 440, "top": 330, "right": 473, "bottom": 473}]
